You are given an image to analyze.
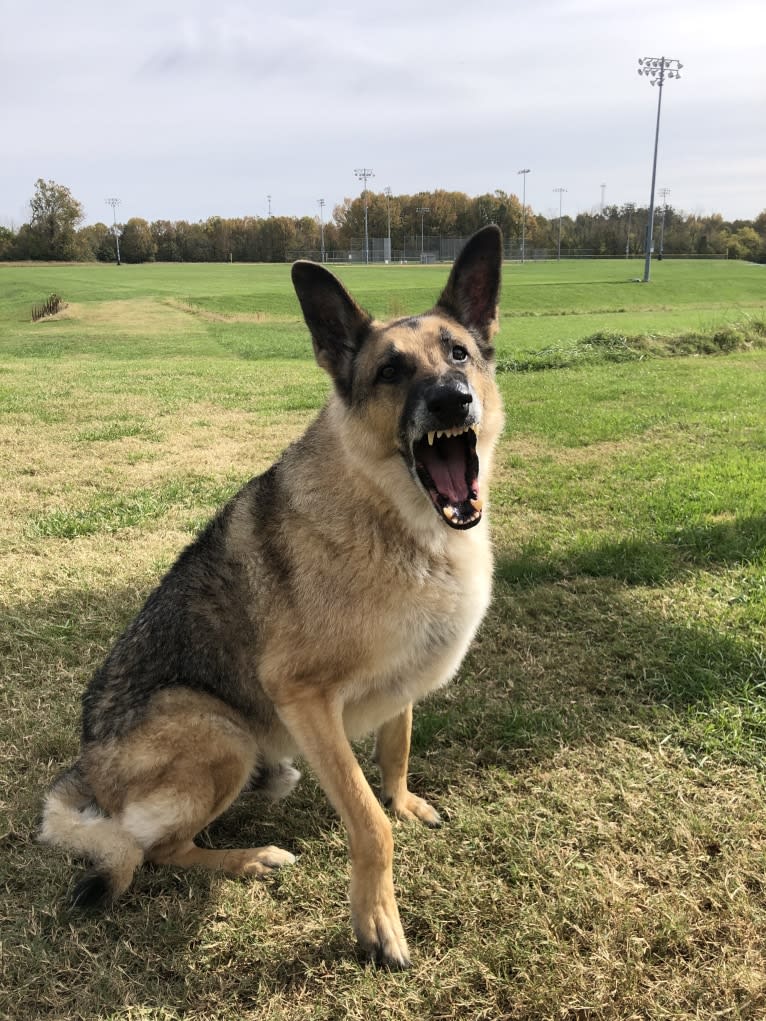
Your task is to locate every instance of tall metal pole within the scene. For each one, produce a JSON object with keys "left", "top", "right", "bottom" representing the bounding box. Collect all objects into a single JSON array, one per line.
[
  {"left": 517, "top": 169, "right": 530, "bottom": 263},
  {"left": 384, "top": 186, "right": 392, "bottom": 262},
  {"left": 658, "top": 187, "right": 670, "bottom": 260},
  {"left": 354, "top": 168, "right": 374, "bottom": 263},
  {"left": 105, "top": 197, "right": 121, "bottom": 266},
  {"left": 416, "top": 207, "right": 430, "bottom": 260},
  {"left": 625, "top": 203, "right": 634, "bottom": 259},
  {"left": 553, "top": 188, "right": 566, "bottom": 261},
  {"left": 600, "top": 183, "right": 606, "bottom": 214},
  {"left": 637, "top": 56, "right": 682, "bottom": 282},
  {"left": 267, "top": 195, "right": 272, "bottom": 217},
  {"left": 318, "top": 198, "right": 326, "bottom": 262}
]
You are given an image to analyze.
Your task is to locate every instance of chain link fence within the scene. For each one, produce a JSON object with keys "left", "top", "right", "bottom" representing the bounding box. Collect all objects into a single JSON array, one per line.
[{"left": 286, "top": 238, "right": 731, "bottom": 264}]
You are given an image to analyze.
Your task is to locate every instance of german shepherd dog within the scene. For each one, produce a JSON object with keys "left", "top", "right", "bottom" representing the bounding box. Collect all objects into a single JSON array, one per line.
[{"left": 40, "top": 225, "right": 505, "bottom": 968}]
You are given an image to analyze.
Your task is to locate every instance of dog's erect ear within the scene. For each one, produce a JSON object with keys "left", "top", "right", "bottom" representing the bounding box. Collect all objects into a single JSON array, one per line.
[
  {"left": 434, "top": 225, "right": 503, "bottom": 354},
  {"left": 292, "top": 261, "right": 372, "bottom": 400}
]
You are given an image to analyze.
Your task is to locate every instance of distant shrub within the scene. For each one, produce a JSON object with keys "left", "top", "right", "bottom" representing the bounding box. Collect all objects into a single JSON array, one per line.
[
  {"left": 497, "top": 320, "right": 766, "bottom": 374},
  {"left": 31, "top": 294, "right": 64, "bottom": 322}
]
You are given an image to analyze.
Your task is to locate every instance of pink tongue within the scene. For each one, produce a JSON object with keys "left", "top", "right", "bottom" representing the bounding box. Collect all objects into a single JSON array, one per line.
[{"left": 426, "top": 446, "right": 469, "bottom": 504}]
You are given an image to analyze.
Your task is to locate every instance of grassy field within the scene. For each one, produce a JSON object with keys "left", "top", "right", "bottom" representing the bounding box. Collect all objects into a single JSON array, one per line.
[{"left": 1, "top": 259, "right": 766, "bottom": 1020}]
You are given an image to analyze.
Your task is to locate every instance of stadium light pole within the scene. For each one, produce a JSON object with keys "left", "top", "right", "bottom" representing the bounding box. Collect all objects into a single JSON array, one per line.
[
  {"left": 658, "top": 187, "right": 670, "bottom": 261},
  {"left": 354, "top": 168, "right": 374, "bottom": 263},
  {"left": 637, "top": 55, "right": 683, "bottom": 282},
  {"left": 384, "top": 186, "right": 392, "bottom": 262},
  {"left": 105, "top": 197, "right": 121, "bottom": 266},
  {"left": 624, "top": 203, "right": 635, "bottom": 259},
  {"left": 416, "top": 206, "right": 430, "bottom": 260},
  {"left": 517, "top": 169, "right": 530, "bottom": 263},
  {"left": 318, "top": 198, "right": 326, "bottom": 262},
  {"left": 553, "top": 187, "right": 567, "bottom": 261}
]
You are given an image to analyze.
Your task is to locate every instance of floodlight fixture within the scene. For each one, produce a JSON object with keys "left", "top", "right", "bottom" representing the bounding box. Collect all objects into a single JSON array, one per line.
[{"left": 636, "top": 55, "right": 683, "bottom": 282}]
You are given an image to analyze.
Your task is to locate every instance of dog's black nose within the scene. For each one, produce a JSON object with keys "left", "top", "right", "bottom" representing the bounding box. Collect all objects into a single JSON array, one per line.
[{"left": 425, "top": 380, "right": 473, "bottom": 422}]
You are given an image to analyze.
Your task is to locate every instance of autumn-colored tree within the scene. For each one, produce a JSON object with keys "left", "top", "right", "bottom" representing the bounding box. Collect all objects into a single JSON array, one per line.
[
  {"left": 77, "top": 222, "right": 114, "bottom": 261},
  {"left": 27, "top": 179, "right": 84, "bottom": 260},
  {"left": 3, "top": 186, "right": 763, "bottom": 263}
]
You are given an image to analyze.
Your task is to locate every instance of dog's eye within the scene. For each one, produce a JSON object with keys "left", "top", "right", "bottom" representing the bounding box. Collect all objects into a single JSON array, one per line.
[
  {"left": 377, "top": 362, "right": 400, "bottom": 383},
  {"left": 451, "top": 345, "right": 469, "bottom": 362}
]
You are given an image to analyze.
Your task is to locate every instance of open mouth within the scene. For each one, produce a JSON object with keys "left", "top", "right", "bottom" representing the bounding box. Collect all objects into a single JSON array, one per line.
[{"left": 412, "top": 426, "right": 482, "bottom": 529}]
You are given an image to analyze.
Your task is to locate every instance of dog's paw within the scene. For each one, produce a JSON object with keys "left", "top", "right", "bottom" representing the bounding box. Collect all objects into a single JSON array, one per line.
[
  {"left": 225, "top": 845, "right": 296, "bottom": 877},
  {"left": 385, "top": 791, "right": 442, "bottom": 828},
  {"left": 353, "top": 899, "right": 411, "bottom": 970}
]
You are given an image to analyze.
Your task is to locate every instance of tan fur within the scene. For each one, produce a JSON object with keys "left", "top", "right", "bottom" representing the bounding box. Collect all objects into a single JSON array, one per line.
[{"left": 40, "top": 228, "right": 505, "bottom": 968}]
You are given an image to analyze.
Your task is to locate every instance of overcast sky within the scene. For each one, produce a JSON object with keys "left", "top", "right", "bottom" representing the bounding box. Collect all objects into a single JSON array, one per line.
[{"left": 1, "top": 0, "right": 764, "bottom": 230}]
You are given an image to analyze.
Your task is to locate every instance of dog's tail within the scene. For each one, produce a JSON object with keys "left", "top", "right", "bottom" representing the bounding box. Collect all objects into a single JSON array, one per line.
[{"left": 39, "top": 763, "right": 143, "bottom": 908}]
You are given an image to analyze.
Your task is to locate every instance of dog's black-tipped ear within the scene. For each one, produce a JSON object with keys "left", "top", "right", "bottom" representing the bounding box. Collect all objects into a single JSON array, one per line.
[
  {"left": 292, "top": 261, "right": 372, "bottom": 400},
  {"left": 434, "top": 225, "right": 503, "bottom": 354}
]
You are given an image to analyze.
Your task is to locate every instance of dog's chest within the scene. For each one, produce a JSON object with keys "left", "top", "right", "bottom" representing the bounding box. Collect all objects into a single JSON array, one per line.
[{"left": 339, "top": 530, "right": 493, "bottom": 737}]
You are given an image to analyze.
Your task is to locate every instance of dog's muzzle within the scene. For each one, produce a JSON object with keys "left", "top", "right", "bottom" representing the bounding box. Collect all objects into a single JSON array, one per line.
[{"left": 405, "top": 377, "right": 483, "bottom": 530}]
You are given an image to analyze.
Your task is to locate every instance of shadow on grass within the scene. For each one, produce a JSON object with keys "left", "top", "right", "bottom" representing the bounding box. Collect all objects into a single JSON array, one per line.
[
  {"left": 410, "top": 513, "right": 766, "bottom": 785},
  {"left": 497, "top": 513, "right": 766, "bottom": 587}
]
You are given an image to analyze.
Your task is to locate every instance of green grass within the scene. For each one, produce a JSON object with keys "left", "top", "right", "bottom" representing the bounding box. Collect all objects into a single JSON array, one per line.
[
  {"left": 2, "top": 260, "right": 766, "bottom": 1020},
  {"left": 2, "top": 257, "right": 764, "bottom": 358}
]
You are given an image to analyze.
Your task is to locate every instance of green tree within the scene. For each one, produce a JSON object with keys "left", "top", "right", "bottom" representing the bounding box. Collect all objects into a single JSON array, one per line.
[
  {"left": 732, "top": 226, "right": 762, "bottom": 261},
  {"left": 0, "top": 226, "right": 15, "bottom": 260},
  {"left": 150, "top": 220, "right": 181, "bottom": 262},
  {"left": 120, "top": 218, "right": 156, "bottom": 263},
  {"left": 204, "top": 217, "right": 231, "bottom": 261},
  {"left": 28, "top": 178, "right": 84, "bottom": 259},
  {"left": 76, "top": 222, "right": 113, "bottom": 261}
]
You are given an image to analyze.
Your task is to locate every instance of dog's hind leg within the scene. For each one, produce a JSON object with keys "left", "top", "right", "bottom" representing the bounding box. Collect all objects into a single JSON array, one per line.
[
  {"left": 147, "top": 840, "right": 295, "bottom": 876},
  {"left": 86, "top": 690, "right": 295, "bottom": 895},
  {"left": 375, "top": 704, "right": 442, "bottom": 827},
  {"left": 114, "top": 756, "right": 297, "bottom": 880}
]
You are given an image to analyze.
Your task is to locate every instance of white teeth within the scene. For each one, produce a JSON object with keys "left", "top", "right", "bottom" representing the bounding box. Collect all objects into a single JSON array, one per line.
[
  {"left": 424, "top": 425, "right": 474, "bottom": 443},
  {"left": 442, "top": 506, "right": 455, "bottom": 521}
]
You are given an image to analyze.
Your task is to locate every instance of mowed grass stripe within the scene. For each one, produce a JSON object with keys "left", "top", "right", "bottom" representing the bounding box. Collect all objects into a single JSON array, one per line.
[{"left": 3, "top": 258, "right": 765, "bottom": 354}]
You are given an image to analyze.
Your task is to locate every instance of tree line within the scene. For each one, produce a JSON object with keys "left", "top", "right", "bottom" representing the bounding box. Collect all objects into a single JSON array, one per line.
[{"left": 2, "top": 178, "right": 765, "bottom": 263}]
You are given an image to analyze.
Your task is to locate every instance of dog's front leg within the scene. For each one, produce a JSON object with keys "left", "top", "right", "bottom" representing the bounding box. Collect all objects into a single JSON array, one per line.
[
  {"left": 275, "top": 694, "right": 411, "bottom": 969},
  {"left": 375, "top": 704, "right": 442, "bottom": 827}
]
